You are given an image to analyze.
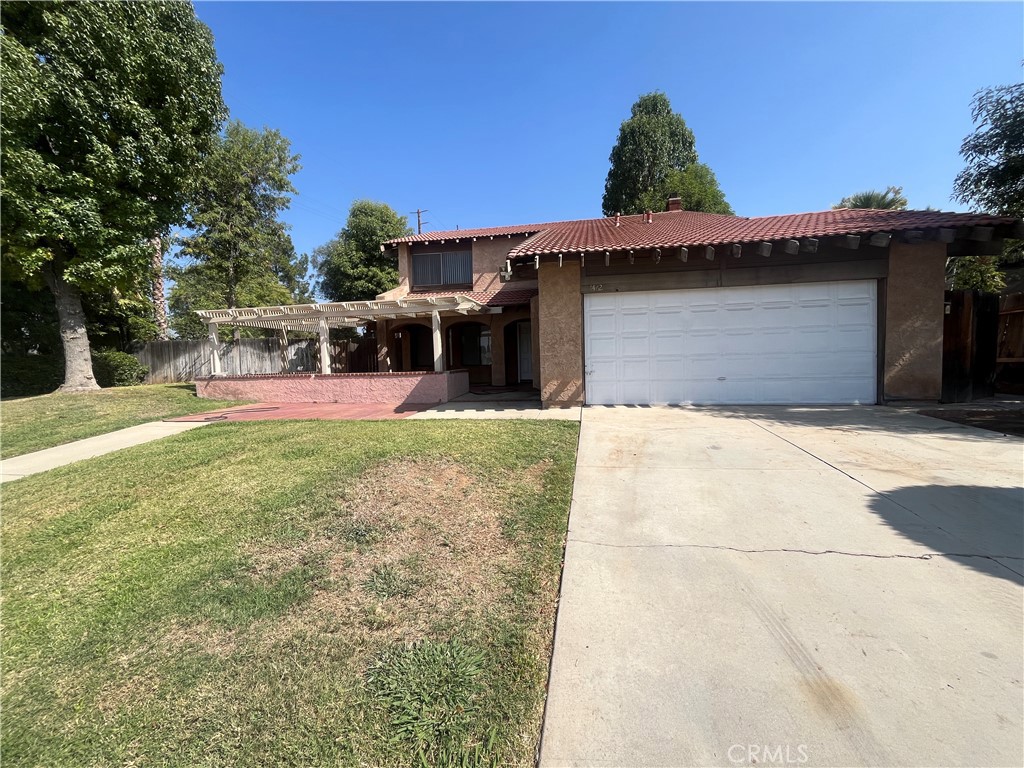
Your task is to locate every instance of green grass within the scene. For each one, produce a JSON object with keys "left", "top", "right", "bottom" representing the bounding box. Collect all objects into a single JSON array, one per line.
[
  {"left": 0, "top": 383, "right": 244, "bottom": 458},
  {"left": 1, "top": 419, "right": 579, "bottom": 767}
]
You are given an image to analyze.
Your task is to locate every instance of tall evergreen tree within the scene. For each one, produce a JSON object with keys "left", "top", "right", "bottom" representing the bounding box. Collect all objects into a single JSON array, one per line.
[{"left": 602, "top": 92, "right": 731, "bottom": 216}]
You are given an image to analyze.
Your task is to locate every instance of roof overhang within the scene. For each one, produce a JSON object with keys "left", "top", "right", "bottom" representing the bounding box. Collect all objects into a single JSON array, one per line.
[{"left": 196, "top": 295, "right": 501, "bottom": 331}]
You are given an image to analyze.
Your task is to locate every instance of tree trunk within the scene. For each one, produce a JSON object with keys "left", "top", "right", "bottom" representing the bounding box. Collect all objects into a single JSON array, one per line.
[
  {"left": 43, "top": 260, "right": 100, "bottom": 392},
  {"left": 151, "top": 236, "right": 169, "bottom": 340}
]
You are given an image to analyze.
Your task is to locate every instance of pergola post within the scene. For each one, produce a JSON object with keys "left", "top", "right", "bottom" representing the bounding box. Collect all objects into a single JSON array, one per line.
[
  {"left": 207, "top": 323, "right": 222, "bottom": 376},
  {"left": 278, "top": 328, "right": 289, "bottom": 373},
  {"left": 317, "top": 318, "right": 330, "bottom": 374},
  {"left": 431, "top": 310, "right": 443, "bottom": 373}
]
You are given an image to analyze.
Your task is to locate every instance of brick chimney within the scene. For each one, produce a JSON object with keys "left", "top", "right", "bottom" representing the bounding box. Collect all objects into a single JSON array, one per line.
[{"left": 666, "top": 197, "right": 682, "bottom": 212}]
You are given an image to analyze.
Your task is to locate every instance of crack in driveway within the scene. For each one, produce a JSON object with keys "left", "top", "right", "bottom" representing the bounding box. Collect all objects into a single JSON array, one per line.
[{"left": 567, "top": 537, "right": 1024, "bottom": 563}]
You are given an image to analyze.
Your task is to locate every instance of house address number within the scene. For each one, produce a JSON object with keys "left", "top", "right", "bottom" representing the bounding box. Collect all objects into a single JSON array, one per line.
[{"left": 589, "top": 284, "right": 604, "bottom": 292}]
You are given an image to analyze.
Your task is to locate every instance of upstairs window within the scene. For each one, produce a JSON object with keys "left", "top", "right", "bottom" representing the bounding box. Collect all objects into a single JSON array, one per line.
[{"left": 411, "top": 251, "right": 472, "bottom": 289}]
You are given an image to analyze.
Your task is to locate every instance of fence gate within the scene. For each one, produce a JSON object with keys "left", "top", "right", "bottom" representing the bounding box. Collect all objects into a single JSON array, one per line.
[{"left": 942, "top": 289, "right": 999, "bottom": 403}]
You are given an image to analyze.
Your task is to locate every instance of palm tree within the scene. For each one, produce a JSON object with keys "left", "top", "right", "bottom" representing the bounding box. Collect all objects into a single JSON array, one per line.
[{"left": 832, "top": 186, "right": 908, "bottom": 210}]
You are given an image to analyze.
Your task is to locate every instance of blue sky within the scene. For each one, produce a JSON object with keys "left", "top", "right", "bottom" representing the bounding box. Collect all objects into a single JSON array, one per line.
[{"left": 195, "top": 1, "right": 1023, "bottom": 262}]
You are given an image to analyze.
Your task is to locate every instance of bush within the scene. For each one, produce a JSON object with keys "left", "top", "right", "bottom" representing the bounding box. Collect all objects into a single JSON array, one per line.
[
  {"left": 91, "top": 350, "right": 148, "bottom": 388},
  {"left": 0, "top": 355, "right": 63, "bottom": 398}
]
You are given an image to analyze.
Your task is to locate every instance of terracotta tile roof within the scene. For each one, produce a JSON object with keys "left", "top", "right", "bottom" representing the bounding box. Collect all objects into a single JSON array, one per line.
[
  {"left": 510, "top": 208, "right": 1019, "bottom": 257},
  {"left": 387, "top": 208, "right": 1018, "bottom": 257},
  {"left": 388, "top": 222, "right": 552, "bottom": 244},
  {"left": 405, "top": 287, "right": 538, "bottom": 307}
]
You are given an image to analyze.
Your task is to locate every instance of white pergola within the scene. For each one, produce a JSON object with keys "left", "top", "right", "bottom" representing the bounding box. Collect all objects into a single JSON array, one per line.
[{"left": 196, "top": 295, "right": 501, "bottom": 375}]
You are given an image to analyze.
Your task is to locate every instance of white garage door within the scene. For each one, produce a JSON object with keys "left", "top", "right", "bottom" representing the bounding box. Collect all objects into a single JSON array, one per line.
[{"left": 584, "top": 280, "right": 877, "bottom": 405}]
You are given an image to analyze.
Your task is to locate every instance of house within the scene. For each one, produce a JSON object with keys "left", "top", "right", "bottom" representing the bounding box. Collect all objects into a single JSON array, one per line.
[
  {"left": 371, "top": 201, "right": 1019, "bottom": 407},
  {"left": 196, "top": 200, "right": 1020, "bottom": 408}
]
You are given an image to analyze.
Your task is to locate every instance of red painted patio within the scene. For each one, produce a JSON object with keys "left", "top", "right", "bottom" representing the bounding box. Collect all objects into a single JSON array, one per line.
[{"left": 168, "top": 401, "right": 428, "bottom": 423}]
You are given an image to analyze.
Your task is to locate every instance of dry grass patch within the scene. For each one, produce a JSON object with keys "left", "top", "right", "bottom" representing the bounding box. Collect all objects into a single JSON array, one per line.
[
  {"left": 263, "top": 458, "right": 518, "bottom": 650},
  {"left": 1, "top": 419, "right": 579, "bottom": 768}
]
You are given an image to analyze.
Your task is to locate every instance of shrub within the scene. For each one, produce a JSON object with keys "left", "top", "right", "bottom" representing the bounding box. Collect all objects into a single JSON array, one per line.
[
  {"left": 0, "top": 355, "right": 63, "bottom": 398},
  {"left": 91, "top": 350, "right": 148, "bottom": 388}
]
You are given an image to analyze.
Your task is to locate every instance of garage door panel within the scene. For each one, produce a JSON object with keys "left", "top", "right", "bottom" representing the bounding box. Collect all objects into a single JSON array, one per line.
[
  {"left": 588, "top": 335, "right": 618, "bottom": 359},
  {"left": 620, "top": 312, "right": 649, "bottom": 333},
  {"left": 587, "top": 381, "right": 618, "bottom": 405},
  {"left": 621, "top": 353, "right": 651, "bottom": 374},
  {"left": 587, "top": 313, "right": 617, "bottom": 335},
  {"left": 651, "top": 311, "right": 686, "bottom": 332},
  {"left": 585, "top": 280, "right": 877, "bottom": 405}
]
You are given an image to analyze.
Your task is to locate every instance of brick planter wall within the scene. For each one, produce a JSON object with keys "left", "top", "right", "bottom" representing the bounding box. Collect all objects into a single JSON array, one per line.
[{"left": 196, "top": 370, "right": 469, "bottom": 404}]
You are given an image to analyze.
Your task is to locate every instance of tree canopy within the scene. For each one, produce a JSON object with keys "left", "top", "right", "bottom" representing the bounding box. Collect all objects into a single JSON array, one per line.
[
  {"left": 635, "top": 163, "right": 734, "bottom": 216},
  {"left": 169, "top": 121, "right": 309, "bottom": 338},
  {"left": 950, "top": 82, "right": 1024, "bottom": 292},
  {"left": 832, "top": 186, "right": 909, "bottom": 210},
  {"left": 0, "top": 0, "right": 224, "bottom": 389},
  {"left": 602, "top": 92, "right": 731, "bottom": 216},
  {"left": 314, "top": 201, "right": 412, "bottom": 302},
  {"left": 954, "top": 83, "right": 1023, "bottom": 217}
]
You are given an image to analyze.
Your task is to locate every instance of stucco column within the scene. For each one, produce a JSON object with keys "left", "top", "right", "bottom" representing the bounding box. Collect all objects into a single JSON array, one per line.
[
  {"left": 884, "top": 241, "right": 946, "bottom": 401},
  {"left": 431, "top": 311, "right": 443, "bottom": 372},
  {"left": 207, "top": 323, "right": 222, "bottom": 376},
  {"left": 537, "top": 260, "right": 584, "bottom": 406},
  {"left": 317, "top": 318, "right": 330, "bottom": 374}
]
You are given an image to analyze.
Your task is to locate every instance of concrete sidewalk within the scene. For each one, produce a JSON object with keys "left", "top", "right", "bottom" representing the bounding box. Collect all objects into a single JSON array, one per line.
[{"left": 1, "top": 421, "right": 207, "bottom": 483}]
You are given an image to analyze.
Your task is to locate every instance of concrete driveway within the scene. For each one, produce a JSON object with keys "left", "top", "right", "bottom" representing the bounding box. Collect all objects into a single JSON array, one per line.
[{"left": 541, "top": 406, "right": 1023, "bottom": 768}]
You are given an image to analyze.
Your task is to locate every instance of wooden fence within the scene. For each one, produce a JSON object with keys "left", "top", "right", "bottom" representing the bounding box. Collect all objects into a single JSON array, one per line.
[
  {"left": 133, "top": 335, "right": 378, "bottom": 384},
  {"left": 996, "top": 292, "right": 1024, "bottom": 394}
]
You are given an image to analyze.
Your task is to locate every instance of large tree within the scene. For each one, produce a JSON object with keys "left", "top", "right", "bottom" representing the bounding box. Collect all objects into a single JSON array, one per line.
[
  {"left": 636, "top": 163, "right": 733, "bottom": 216},
  {"left": 602, "top": 92, "right": 733, "bottom": 216},
  {"left": 832, "top": 186, "right": 908, "bottom": 210},
  {"left": 0, "top": 1, "right": 224, "bottom": 390},
  {"left": 314, "top": 201, "right": 412, "bottom": 301},
  {"left": 951, "top": 82, "right": 1023, "bottom": 292},
  {"left": 170, "top": 121, "right": 305, "bottom": 337}
]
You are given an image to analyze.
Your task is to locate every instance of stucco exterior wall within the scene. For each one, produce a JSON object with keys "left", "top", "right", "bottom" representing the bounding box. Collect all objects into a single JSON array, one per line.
[
  {"left": 197, "top": 371, "right": 463, "bottom": 404},
  {"left": 470, "top": 236, "right": 533, "bottom": 293},
  {"left": 884, "top": 241, "right": 946, "bottom": 400},
  {"left": 537, "top": 261, "right": 583, "bottom": 406}
]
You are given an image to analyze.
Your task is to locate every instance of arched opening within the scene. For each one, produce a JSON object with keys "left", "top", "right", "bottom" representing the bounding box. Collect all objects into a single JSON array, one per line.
[
  {"left": 446, "top": 321, "right": 492, "bottom": 386},
  {"left": 391, "top": 323, "right": 433, "bottom": 372}
]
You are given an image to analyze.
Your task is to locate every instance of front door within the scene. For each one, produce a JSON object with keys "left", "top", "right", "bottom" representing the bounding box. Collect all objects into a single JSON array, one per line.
[{"left": 517, "top": 321, "right": 533, "bottom": 383}]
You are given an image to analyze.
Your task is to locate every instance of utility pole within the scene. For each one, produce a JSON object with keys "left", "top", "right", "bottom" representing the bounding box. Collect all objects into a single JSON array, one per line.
[{"left": 411, "top": 208, "right": 429, "bottom": 234}]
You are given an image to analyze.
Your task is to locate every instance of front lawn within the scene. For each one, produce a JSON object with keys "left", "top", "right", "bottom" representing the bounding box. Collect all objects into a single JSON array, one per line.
[
  {"left": 1, "top": 419, "right": 578, "bottom": 767},
  {"left": 0, "top": 383, "right": 243, "bottom": 458}
]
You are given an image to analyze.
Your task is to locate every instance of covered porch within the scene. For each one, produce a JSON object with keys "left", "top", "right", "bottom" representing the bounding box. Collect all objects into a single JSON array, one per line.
[{"left": 194, "top": 295, "right": 517, "bottom": 404}]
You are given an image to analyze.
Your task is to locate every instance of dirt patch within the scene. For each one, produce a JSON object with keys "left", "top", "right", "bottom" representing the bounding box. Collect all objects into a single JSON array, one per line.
[
  {"left": 263, "top": 458, "right": 522, "bottom": 648},
  {"left": 243, "top": 537, "right": 330, "bottom": 581}
]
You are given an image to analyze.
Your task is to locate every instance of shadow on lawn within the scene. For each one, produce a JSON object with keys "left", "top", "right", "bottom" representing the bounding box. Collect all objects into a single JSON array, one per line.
[{"left": 868, "top": 484, "right": 1024, "bottom": 586}]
